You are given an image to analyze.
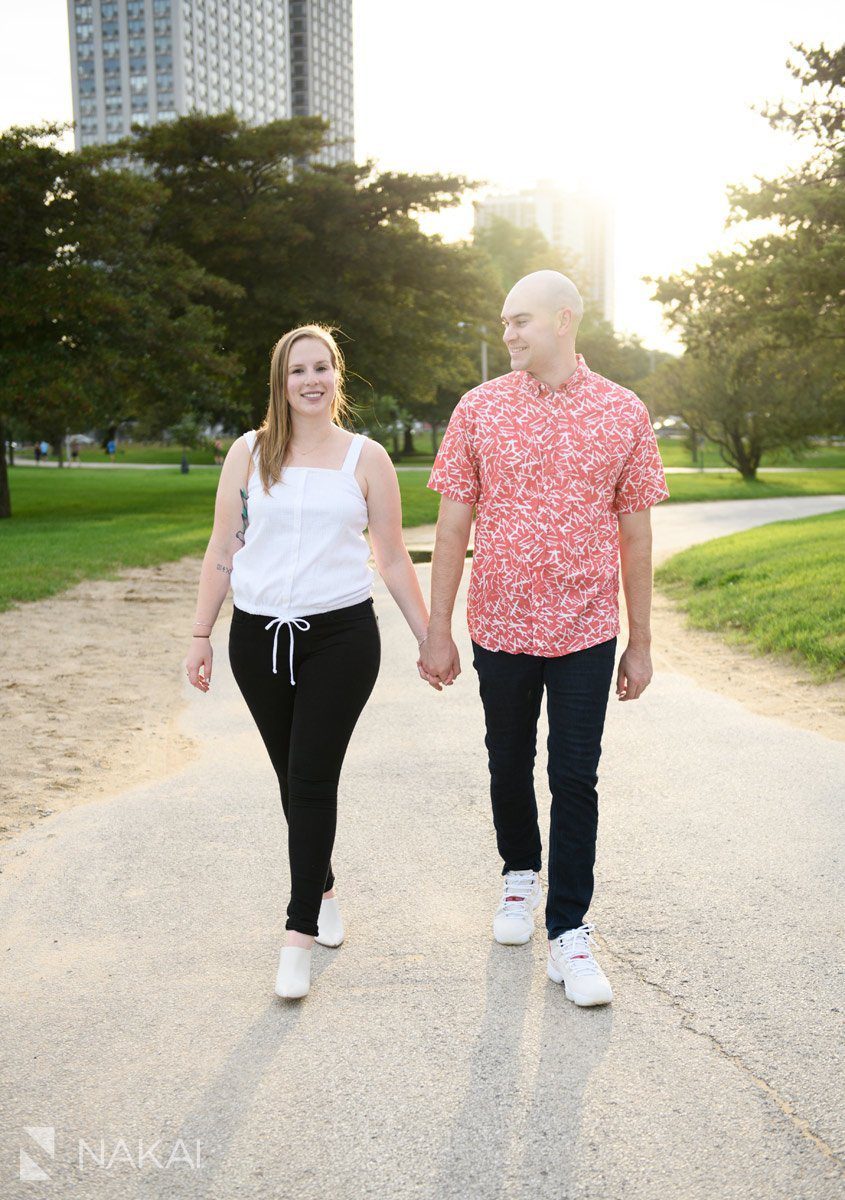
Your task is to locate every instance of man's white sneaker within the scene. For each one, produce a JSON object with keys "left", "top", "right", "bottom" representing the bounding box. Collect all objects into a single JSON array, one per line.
[
  {"left": 547, "top": 922, "right": 612, "bottom": 1006},
  {"left": 493, "top": 870, "right": 542, "bottom": 945}
]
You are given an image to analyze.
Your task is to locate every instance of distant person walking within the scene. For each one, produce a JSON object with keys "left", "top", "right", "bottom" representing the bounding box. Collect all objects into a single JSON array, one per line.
[
  {"left": 33, "top": 442, "right": 42, "bottom": 465},
  {"left": 213, "top": 437, "right": 224, "bottom": 466},
  {"left": 106, "top": 438, "right": 116, "bottom": 462},
  {"left": 422, "top": 270, "right": 669, "bottom": 1007},
  {"left": 185, "top": 324, "right": 430, "bottom": 1000},
  {"left": 70, "top": 440, "right": 80, "bottom": 467}
]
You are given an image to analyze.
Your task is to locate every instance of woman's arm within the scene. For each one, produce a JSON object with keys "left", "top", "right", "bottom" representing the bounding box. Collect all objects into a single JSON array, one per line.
[
  {"left": 185, "top": 437, "right": 251, "bottom": 692},
  {"left": 361, "top": 440, "right": 430, "bottom": 648}
]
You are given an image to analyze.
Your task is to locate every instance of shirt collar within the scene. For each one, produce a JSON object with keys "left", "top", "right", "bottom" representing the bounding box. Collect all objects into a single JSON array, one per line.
[{"left": 523, "top": 354, "right": 590, "bottom": 399}]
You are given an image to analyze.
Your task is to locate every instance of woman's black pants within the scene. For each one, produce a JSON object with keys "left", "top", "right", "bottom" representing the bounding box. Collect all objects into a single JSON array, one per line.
[{"left": 228, "top": 599, "right": 381, "bottom": 936}]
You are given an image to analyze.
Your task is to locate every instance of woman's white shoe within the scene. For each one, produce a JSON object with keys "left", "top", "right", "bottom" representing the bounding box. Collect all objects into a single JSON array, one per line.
[
  {"left": 275, "top": 946, "right": 312, "bottom": 999},
  {"left": 315, "top": 896, "right": 345, "bottom": 947}
]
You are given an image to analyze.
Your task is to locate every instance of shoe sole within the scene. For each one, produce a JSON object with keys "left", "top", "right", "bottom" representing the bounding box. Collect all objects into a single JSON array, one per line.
[
  {"left": 546, "top": 960, "right": 612, "bottom": 1006},
  {"left": 493, "top": 888, "right": 543, "bottom": 945},
  {"left": 314, "top": 933, "right": 344, "bottom": 948}
]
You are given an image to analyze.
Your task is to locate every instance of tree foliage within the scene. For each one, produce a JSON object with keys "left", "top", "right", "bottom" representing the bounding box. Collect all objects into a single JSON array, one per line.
[
  {"left": 127, "top": 112, "right": 490, "bottom": 427},
  {"left": 647, "top": 44, "right": 844, "bottom": 476},
  {"left": 651, "top": 44, "right": 844, "bottom": 351},
  {"left": 0, "top": 123, "right": 237, "bottom": 514},
  {"left": 642, "top": 337, "right": 836, "bottom": 478}
]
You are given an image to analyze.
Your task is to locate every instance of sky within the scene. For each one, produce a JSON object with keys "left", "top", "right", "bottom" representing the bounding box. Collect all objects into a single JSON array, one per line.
[{"left": 2, "top": 0, "right": 843, "bottom": 350}]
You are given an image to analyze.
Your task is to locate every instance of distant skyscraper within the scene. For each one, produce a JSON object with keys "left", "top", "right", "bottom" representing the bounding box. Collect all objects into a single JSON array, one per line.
[
  {"left": 474, "top": 181, "right": 614, "bottom": 325},
  {"left": 67, "top": 0, "right": 354, "bottom": 164}
]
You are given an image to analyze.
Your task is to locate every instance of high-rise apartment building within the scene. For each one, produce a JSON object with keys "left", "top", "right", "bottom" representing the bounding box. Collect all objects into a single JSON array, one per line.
[
  {"left": 474, "top": 181, "right": 614, "bottom": 324},
  {"left": 67, "top": 0, "right": 354, "bottom": 164}
]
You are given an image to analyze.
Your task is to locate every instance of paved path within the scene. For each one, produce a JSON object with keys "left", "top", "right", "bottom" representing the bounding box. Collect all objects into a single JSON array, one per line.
[
  {"left": 1, "top": 499, "right": 843, "bottom": 1199},
  {"left": 10, "top": 457, "right": 845, "bottom": 474},
  {"left": 405, "top": 494, "right": 845, "bottom": 564}
]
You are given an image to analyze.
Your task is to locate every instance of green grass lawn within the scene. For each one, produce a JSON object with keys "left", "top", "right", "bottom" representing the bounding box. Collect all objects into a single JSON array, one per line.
[
  {"left": 656, "top": 440, "right": 845, "bottom": 470},
  {"left": 2, "top": 466, "right": 845, "bottom": 610},
  {"left": 656, "top": 510, "right": 845, "bottom": 678},
  {"left": 659, "top": 470, "right": 845, "bottom": 503}
]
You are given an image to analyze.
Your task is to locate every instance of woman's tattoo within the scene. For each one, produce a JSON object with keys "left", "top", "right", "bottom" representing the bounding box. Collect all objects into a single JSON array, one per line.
[
  {"left": 236, "top": 487, "right": 249, "bottom": 544},
  {"left": 216, "top": 563, "right": 232, "bottom": 575}
]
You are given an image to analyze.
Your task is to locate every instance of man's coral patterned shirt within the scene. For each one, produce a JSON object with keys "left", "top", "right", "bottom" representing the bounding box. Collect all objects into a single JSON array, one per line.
[{"left": 427, "top": 355, "right": 670, "bottom": 657}]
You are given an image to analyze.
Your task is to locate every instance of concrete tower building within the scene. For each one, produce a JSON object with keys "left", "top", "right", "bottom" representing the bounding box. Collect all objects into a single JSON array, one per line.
[
  {"left": 67, "top": 0, "right": 354, "bottom": 164},
  {"left": 474, "top": 181, "right": 614, "bottom": 325}
]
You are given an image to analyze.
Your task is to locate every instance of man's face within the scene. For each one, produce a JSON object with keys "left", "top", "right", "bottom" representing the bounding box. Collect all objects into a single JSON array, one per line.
[{"left": 500, "top": 292, "right": 560, "bottom": 374}]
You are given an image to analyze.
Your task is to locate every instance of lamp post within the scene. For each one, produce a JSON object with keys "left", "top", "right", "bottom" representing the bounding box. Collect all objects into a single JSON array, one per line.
[{"left": 458, "top": 322, "right": 490, "bottom": 383}]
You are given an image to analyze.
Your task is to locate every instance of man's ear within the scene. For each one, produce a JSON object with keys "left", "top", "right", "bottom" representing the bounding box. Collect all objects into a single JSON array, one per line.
[{"left": 556, "top": 307, "right": 572, "bottom": 336}]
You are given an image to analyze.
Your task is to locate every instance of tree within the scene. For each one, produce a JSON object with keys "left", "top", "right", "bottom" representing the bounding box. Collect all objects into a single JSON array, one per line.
[
  {"left": 647, "top": 44, "right": 845, "bottom": 473},
  {"left": 651, "top": 44, "right": 845, "bottom": 351},
  {"left": 0, "top": 124, "right": 238, "bottom": 517},
  {"left": 168, "top": 411, "right": 207, "bottom": 473},
  {"left": 127, "top": 113, "right": 490, "bottom": 436},
  {"left": 642, "top": 336, "right": 834, "bottom": 479}
]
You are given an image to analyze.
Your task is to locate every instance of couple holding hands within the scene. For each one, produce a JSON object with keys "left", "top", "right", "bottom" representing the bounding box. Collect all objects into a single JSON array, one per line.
[{"left": 185, "top": 269, "right": 669, "bottom": 1003}]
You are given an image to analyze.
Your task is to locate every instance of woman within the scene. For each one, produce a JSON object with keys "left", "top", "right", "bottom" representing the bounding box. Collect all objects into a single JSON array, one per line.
[{"left": 185, "top": 324, "right": 430, "bottom": 999}]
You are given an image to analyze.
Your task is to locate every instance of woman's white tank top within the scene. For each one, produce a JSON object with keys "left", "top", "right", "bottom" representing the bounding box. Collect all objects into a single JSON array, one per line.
[{"left": 230, "top": 430, "right": 373, "bottom": 620}]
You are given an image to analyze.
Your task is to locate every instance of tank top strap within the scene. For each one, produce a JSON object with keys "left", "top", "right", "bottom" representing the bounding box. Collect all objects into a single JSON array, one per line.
[
  {"left": 243, "top": 429, "right": 259, "bottom": 459},
  {"left": 341, "top": 433, "right": 365, "bottom": 474}
]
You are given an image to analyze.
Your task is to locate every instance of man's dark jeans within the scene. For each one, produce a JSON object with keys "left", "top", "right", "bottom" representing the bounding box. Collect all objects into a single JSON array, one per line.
[{"left": 471, "top": 636, "right": 617, "bottom": 940}]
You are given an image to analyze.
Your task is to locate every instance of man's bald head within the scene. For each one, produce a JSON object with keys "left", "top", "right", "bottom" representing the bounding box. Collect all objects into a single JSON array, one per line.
[
  {"left": 500, "top": 270, "right": 584, "bottom": 381},
  {"left": 505, "top": 270, "right": 584, "bottom": 332}
]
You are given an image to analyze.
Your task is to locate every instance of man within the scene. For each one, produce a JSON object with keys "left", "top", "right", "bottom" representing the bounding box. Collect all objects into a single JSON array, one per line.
[{"left": 421, "top": 270, "right": 669, "bottom": 1007}]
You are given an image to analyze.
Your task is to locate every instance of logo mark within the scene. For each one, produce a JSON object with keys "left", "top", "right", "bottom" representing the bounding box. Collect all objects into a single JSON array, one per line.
[{"left": 20, "top": 1127, "right": 55, "bottom": 1181}]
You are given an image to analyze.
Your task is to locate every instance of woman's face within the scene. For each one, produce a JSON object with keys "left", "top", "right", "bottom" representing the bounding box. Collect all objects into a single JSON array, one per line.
[{"left": 286, "top": 337, "right": 337, "bottom": 420}]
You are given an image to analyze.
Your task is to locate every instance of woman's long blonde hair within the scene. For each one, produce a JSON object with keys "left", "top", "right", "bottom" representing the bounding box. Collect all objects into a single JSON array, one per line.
[{"left": 254, "top": 324, "right": 351, "bottom": 492}]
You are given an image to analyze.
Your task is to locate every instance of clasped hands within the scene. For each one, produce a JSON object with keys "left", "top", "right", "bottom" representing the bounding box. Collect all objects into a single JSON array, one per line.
[{"left": 416, "top": 628, "right": 461, "bottom": 692}]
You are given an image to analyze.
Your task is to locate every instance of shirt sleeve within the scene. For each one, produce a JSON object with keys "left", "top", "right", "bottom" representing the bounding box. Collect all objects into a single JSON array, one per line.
[
  {"left": 427, "top": 399, "right": 480, "bottom": 506},
  {"left": 613, "top": 404, "right": 670, "bottom": 513}
]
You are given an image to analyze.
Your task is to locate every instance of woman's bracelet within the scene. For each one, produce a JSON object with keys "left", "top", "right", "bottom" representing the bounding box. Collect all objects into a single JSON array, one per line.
[
  {"left": 192, "top": 633, "right": 211, "bottom": 638},
  {"left": 417, "top": 633, "right": 429, "bottom": 647}
]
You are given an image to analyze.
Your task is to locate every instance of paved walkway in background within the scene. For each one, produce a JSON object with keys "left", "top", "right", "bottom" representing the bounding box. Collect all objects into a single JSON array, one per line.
[
  {"left": 10, "top": 457, "right": 845, "bottom": 473},
  {"left": 404, "top": 494, "right": 845, "bottom": 563},
  {"left": 1, "top": 498, "right": 843, "bottom": 1199}
]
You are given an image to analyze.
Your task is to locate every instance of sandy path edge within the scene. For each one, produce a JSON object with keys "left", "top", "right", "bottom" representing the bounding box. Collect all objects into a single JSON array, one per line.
[
  {"left": 0, "top": 557, "right": 206, "bottom": 848},
  {"left": 2, "top": 552, "right": 842, "bottom": 849}
]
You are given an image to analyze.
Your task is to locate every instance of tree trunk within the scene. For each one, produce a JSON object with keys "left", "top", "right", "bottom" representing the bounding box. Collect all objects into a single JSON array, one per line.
[
  {"left": 391, "top": 424, "right": 400, "bottom": 458},
  {"left": 51, "top": 429, "right": 66, "bottom": 468},
  {"left": 0, "top": 419, "right": 11, "bottom": 518},
  {"left": 431, "top": 423, "right": 439, "bottom": 455},
  {"left": 402, "top": 424, "right": 415, "bottom": 456}
]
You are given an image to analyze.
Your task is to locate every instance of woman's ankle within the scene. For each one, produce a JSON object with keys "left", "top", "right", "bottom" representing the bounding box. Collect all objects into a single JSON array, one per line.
[
  {"left": 286, "top": 930, "right": 315, "bottom": 949},
  {"left": 322, "top": 887, "right": 335, "bottom": 899}
]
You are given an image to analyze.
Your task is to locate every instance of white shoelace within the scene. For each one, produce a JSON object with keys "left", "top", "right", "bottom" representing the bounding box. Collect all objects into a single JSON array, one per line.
[
  {"left": 498, "top": 871, "right": 536, "bottom": 920},
  {"left": 554, "top": 922, "right": 602, "bottom": 977},
  {"left": 264, "top": 617, "right": 311, "bottom": 684}
]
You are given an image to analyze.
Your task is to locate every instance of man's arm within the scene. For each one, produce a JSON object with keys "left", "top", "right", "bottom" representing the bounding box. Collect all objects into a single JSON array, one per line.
[
  {"left": 616, "top": 508, "right": 655, "bottom": 702},
  {"left": 419, "top": 497, "right": 473, "bottom": 690}
]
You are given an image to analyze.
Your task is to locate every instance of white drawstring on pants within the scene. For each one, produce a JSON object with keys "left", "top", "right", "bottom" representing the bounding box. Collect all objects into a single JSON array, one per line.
[{"left": 264, "top": 617, "right": 311, "bottom": 684}]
